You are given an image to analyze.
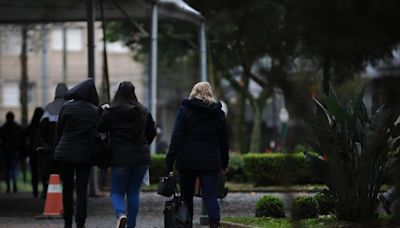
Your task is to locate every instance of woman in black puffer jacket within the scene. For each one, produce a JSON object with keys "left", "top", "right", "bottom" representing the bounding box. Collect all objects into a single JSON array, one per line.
[
  {"left": 166, "top": 82, "right": 229, "bottom": 228},
  {"left": 54, "top": 78, "right": 100, "bottom": 228},
  {"left": 99, "top": 81, "right": 156, "bottom": 228}
]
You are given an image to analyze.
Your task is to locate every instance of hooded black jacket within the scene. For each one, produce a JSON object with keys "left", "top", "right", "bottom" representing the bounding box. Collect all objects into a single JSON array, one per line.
[
  {"left": 99, "top": 105, "right": 156, "bottom": 167},
  {"left": 40, "top": 83, "right": 68, "bottom": 151},
  {"left": 54, "top": 79, "right": 100, "bottom": 164},
  {"left": 166, "top": 98, "right": 229, "bottom": 172}
]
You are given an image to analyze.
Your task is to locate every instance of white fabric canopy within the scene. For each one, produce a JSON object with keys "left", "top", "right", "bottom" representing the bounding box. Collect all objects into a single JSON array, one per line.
[{"left": 0, "top": 0, "right": 203, "bottom": 24}]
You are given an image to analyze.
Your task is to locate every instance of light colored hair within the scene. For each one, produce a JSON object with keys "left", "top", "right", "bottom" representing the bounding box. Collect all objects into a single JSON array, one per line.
[{"left": 189, "top": 82, "right": 216, "bottom": 104}]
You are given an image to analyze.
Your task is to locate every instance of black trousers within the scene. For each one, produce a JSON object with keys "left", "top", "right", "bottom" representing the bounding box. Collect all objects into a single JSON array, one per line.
[
  {"left": 59, "top": 162, "right": 91, "bottom": 226},
  {"left": 179, "top": 170, "right": 220, "bottom": 225},
  {"left": 29, "top": 152, "right": 39, "bottom": 197}
]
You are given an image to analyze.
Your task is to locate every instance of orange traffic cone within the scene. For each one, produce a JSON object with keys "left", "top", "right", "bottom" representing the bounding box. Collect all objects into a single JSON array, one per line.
[{"left": 36, "top": 174, "right": 63, "bottom": 219}]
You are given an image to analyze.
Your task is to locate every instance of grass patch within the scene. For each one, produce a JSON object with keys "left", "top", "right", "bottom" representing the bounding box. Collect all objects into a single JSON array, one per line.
[
  {"left": 225, "top": 216, "right": 355, "bottom": 228},
  {"left": 225, "top": 182, "right": 327, "bottom": 192},
  {"left": 224, "top": 216, "right": 395, "bottom": 228}
]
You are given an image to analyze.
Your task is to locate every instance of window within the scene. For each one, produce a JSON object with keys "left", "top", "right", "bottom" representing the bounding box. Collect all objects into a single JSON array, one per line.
[
  {"left": 3, "top": 82, "right": 20, "bottom": 107},
  {"left": 1, "top": 29, "right": 22, "bottom": 55},
  {"left": 104, "top": 41, "right": 129, "bottom": 54},
  {"left": 2, "top": 82, "right": 35, "bottom": 107},
  {"left": 51, "top": 28, "right": 83, "bottom": 51}
]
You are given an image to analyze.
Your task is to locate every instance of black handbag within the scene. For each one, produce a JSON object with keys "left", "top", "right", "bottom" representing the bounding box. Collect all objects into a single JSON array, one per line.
[
  {"left": 164, "top": 192, "right": 191, "bottom": 228},
  {"left": 90, "top": 132, "right": 111, "bottom": 169},
  {"left": 158, "top": 174, "right": 176, "bottom": 197}
]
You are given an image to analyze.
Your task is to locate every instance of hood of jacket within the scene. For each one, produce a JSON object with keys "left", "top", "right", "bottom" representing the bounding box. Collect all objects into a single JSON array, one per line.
[
  {"left": 41, "top": 83, "right": 68, "bottom": 121},
  {"left": 182, "top": 98, "right": 223, "bottom": 119},
  {"left": 65, "top": 79, "right": 99, "bottom": 106},
  {"left": 54, "top": 83, "right": 68, "bottom": 99}
]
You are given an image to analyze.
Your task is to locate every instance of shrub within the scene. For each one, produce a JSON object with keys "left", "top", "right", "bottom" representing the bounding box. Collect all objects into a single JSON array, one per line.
[
  {"left": 150, "top": 154, "right": 166, "bottom": 184},
  {"left": 226, "top": 154, "right": 246, "bottom": 182},
  {"left": 314, "top": 191, "right": 336, "bottom": 215},
  {"left": 243, "top": 153, "right": 323, "bottom": 186},
  {"left": 292, "top": 196, "right": 319, "bottom": 219},
  {"left": 255, "top": 195, "right": 285, "bottom": 218}
]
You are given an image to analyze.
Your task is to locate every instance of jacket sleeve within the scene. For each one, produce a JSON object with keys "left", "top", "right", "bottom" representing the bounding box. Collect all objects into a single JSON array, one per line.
[
  {"left": 55, "top": 105, "right": 66, "bottom": 147},
  {"left": 165, "top": 106, "right": 186, "bottom": 173},
  {"left": 219, "top": 113, "right": 229, "bottom": 170},
  {"left": 145, "top": 113, "right": 157, "bottom": 145},
  {"left": 97, "top": 108, "right": 109, "bottom": 133}
]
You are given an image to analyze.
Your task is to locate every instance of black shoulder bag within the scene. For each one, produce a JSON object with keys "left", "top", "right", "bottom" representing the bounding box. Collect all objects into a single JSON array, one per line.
[
  {"left": 88, "top": 112, "right": 111, "bottom": 169},
  {"left": 163, "top": 183, "right": 191, "bottom": 228}
]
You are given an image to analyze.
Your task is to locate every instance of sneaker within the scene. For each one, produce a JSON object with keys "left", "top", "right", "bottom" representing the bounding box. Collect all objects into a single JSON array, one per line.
[
  {"left": 116, "top": 215, "right": 127, "bottom": 228},
  {"left": 379, "top": 193, "right": 392, "bottom": 214}
]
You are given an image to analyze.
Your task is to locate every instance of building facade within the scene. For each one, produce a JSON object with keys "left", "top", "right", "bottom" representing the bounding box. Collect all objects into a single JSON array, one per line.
[{"left": 0, "top": 23, "right": 144, "bottom": 125}]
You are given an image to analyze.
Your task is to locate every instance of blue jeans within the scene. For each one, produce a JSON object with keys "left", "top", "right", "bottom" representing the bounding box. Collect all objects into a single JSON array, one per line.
[
  {"left": 111, "top": 165, "right": 148, "bottom": 228},
  {"left": 179, "top": 170, "right": 220, "bottom": 225}
]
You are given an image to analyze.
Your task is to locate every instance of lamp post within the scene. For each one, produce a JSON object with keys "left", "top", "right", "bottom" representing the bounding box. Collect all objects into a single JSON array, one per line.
[{"left": 279, "top": 107, "right": 289, "bottom": 147}]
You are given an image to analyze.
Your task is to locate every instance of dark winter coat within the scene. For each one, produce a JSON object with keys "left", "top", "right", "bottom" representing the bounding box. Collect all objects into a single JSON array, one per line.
[
  {"left": 40, "top": 83, "right": 68, "bottom": 151},
  {"left": 166, "top": 98, "right": 229, "bottom": 172},
  {"left": 24, "top": 108, "right": 44, "bottom": 160},
  {"left": 54, "top": 79, "right": 100, "bottom": 164},
  {"left": 0, "top": 121, "right": 24, "bottom": 161},
  {"left": 99, "top": 105, "right": 156, "bottom": 167}
]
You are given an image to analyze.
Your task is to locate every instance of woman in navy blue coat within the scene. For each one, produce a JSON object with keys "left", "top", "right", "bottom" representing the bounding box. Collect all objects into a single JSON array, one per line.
[{"left": 166, "top": 82, "right": 229, "bottom": 228}]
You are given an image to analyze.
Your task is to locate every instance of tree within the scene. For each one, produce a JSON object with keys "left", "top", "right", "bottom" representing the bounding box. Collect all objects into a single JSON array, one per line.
[
  {"left": 299, "top": 0, "right": 400, "bottom": 95},
  {"left": 187, "top": 0, "right": 304, "bottom": 152}
]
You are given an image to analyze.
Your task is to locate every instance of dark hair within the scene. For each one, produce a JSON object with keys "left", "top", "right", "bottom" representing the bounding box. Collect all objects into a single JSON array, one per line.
[
  {"left": 30, "top": 107, "right": 44, "bottom": 126},
  {"left": 111, "top": 81, "right": 143, "bottom": 110},
  {"left": 6, "top": 111, "right": 14, "bottom": 122}
]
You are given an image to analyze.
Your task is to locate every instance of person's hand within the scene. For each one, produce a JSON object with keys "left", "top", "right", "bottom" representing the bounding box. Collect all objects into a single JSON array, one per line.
[
  {"left": 101, "top": 104, "right": 110, "bottom": 110},
  {"left": 221, "top": 168, "right": 229, "bottom": 175},
  {"left": 165, "top": 170, "right": 174, "bottom": 176}
]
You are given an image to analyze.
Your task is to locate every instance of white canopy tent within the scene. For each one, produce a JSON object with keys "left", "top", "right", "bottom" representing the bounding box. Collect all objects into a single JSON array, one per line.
[{"left": 0, "top": 0, "right": 208, "bottom": 152}]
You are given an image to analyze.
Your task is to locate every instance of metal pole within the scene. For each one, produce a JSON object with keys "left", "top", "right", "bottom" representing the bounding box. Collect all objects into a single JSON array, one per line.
[
  {"left": 150, "top": 4, "right": 158, "bottom": 153},
  {"left": 199, "top": 22, "right": 207, "bottom": 82},
  {"left": 199, "top": 22, "right": 209, "bottom": 226},
  {"left": 87, "top": 0, "right": 96, "bottom": 79},
  {"left": 41, "top": 25, "right": 49, "bottom": 106},
  {"left": 62, "top": 24, "right": 68, "bottom": 83}
]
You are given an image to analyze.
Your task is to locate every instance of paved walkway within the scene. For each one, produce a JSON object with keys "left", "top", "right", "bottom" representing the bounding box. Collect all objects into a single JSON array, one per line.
[{"left": 0, "top": 192, "right": 312, "bottom": 227}]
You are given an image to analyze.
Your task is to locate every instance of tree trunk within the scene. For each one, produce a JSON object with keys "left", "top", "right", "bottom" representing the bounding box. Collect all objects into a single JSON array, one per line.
[
  {"left": 20, "top": 26, "right": 28, "bottom": 127},
  {"left": 238, "top": 71, "right": 250, "bottom": 153},
  {"left": 322, "top": 56, "right": 331, "bottom": 96},
  {"left": 249, "top": 101, "right": 262, "bottom": 153}
]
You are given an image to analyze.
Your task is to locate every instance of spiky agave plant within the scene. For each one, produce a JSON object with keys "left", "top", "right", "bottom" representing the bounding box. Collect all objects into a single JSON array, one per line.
[{"left": 311, "top": 90, "right": 399, "bottom": 223}]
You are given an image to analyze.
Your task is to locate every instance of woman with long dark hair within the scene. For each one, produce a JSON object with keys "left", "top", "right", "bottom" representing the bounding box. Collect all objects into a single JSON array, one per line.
[
  {"left": 166, "top": 82, "right": 229, "bottom": 228},
  {"left": 99, "top": 81, "right": 156, "bottom": 228},
  {"left": 25, "top": 107, "right": 44, "bottom": 198}
]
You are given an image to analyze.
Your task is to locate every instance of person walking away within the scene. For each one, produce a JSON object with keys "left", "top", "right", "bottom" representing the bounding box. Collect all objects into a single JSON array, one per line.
[
  {"left": 99, "top": 81, "right": 156, "bottom": 228},
  {"left": 24, "top": 107, "right": 44, "bottom": 198},
  {"left": 39, "top": 83, "right": 68, "bottom": 198},
  {"left": 54, "top": 79, "right": 100, "bottom": 228},
  {"left": 166, "top": 82, "right": 229, "bottom": 228},
  {"left": 0, "top": 112, "right": 25, "bottom": 193}
]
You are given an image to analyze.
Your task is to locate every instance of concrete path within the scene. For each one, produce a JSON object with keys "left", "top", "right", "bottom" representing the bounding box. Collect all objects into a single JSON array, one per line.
[{"left": 0, "top": 192, "right": 313, "bottom": 227}]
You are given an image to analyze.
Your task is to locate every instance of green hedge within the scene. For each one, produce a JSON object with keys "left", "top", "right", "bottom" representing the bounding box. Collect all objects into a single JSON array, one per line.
[
  {"left": 243, "top": 153, "right": 323, "bottom": 186},
  {"left": 150, "top": 152, "right": 324, "bottom": 185},
  {"left": 150, "top": 154, "right": 166, "bottom": 184},
  {"left": 226, "top": 154, "right": 246, "bottom": 182}
]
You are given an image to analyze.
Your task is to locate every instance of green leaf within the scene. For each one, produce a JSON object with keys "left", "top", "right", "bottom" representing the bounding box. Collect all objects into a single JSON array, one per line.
[{"left": 324, "top": 97, "right": 350, "bottom": 123}]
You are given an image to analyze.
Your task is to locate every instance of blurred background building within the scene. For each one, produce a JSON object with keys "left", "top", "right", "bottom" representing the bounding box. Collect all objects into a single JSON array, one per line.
[{"left": 0, "top": 23, "right": 144, "bottom": 124}]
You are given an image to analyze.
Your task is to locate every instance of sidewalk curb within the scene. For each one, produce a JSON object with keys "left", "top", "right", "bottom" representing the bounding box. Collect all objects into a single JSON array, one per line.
[{"left": 220, "top": 221, "right": 259, "bottom": 228}]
